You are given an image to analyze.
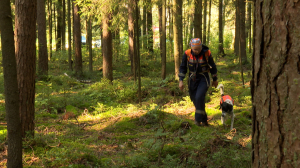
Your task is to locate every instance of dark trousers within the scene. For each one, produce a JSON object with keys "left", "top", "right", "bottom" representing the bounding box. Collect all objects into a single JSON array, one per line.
[{"left": 188, "top": 73, "right": 210, "bottom": 122}]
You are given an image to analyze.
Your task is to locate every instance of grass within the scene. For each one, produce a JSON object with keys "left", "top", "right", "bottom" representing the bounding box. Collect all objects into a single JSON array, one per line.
[{"left": 0, "top": 48, "right": 253, "bottom": 167}]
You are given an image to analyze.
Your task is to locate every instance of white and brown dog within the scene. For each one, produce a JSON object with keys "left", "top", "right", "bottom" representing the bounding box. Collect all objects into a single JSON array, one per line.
[{"left": 217, "top": 84, "right": 235, "bottom": 130}]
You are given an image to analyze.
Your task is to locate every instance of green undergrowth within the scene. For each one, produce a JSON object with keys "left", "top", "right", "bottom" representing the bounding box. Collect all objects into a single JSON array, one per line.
[{"left": 0, "top": 50, "right": 253, "bottom": 167}]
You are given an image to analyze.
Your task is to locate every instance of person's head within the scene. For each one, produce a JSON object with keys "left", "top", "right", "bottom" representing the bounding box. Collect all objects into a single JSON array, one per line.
[{"left": 190, "top": 38, "right": 202, "bottom": 55}]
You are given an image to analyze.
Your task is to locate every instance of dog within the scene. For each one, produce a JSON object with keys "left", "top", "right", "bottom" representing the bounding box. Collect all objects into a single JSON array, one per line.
[{"left": 217, "top": 84, "right": 235, "bottom": 130}]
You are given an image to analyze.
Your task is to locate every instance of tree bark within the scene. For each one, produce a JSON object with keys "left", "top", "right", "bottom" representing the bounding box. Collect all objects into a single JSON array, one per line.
[
  {"left": 207, "top": 0, "right": 211, "bottom": 44},
  {"left": 142, "top": 1, "right": 147, "bottom": 49},
  {"left": 203, "top": 0, "right": 207, "bottom": 44},
  {"left": 194, "top": 0, "right": 202, "bottom": 39},
  {"left": 15, "top": 0, "right": 37, "bottom": 138},
  {"left": 247, "top": 1, "right": 252, "bottom": 53},
  {"left": 62, "top": 0, "right": 66, "bottom": 50},
  {"left": 173, "top": 0, "right": 182, "bottom": 80},
  {"left": 239, "top": 0, "right": 247, "bottom": 63},
  {"left": 37, "top": 0, "right": 48, "bottom": 77},
  {"left": 218, "top": 0, "right": 225, "bottom": 56},
  {"left": 234, "top": 0, "right": 240, "bottom": 56},
  {"left": 146, "top": 0, "right": 153, "bottom": 54},
  {"left": 68, "top": 0, "right": 72, "bottom": 70},
  {"left": 56, "top": 0, "right": 62, "bottom": 51},
  {"left": 128, "top": 0, "right": 136, "bottom": 77},
  {"left": 87, "top": 18, "right": 93, "bottom": 72},
  {"left": 168, "top": 0, "right": 174, "bottom": 59},
  {"left": 159, "top": 0, "right": 166, "bottom": 79},
  {"left": 73, "top": 3, "right": 82, "bottom": 76},
  {"left": 252, "top": 1, "right": 300, "bottom": 167},
  {"left": 102, "top": 11, "right": 113, "bottom": 82},
  {"left": 48, "top": 0, "right": 53, "bottom": 59},
  {"left": 0, "top": 0, "right": 23, "bottom": 167},
  {"left": 135, "top": 0, "right": 142, "bottom": 104}
]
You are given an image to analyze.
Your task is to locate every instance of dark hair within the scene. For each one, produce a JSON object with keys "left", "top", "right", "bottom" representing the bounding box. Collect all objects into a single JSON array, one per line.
[{"left": 221, "top": 102, "right": 233, "bottom": 112}]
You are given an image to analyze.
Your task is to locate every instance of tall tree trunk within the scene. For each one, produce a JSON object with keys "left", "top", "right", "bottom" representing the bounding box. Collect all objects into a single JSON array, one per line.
[
  {"left": 68, "top": 0, "right": 72, "bottom": 70},
  {"left": 146, "top": 0, "right": 153, "bottom": 55},
  {"left": 15, "top": 0, "right": 37, "bottom": 138},
  {"left": 73, "top": 3, "right": 82, "bottom": 76},
  {"left": 168, "top": 0, "right": 173, "bottom": 59},
  {"left": 56, "top": 0, "right": 62, "bottom": 51},
  {"left": 194, "top": 0, "right": 202, "bottom": 39},
  {"left": 142, "top": 1, "right": 147, "bottom": 49},
  {"left": 135, "top": 0, "right": 141, "bottom": 104},
  {"left": 173, "top": 0, "right": 182, "bottom": 80},
  {"left": 234, "top": 0, "right": 240, "bottom": 56},
  {"left": 48, "top": 0, "right": 53, "bottom": 59},
  {"left": 239, "top": 0, "right": 247, "bottom": 63},
  {"left": 128, "top": 0, "right": 136, "bottom": 77},
  {"left": 218, "top": 0, "right": 225, "bottom": 56},
  {"left": 102, "top": 12, "right": 113, "bottom": 82},
  {"left": 207, "top": 0, "right": 211, "bottom": 44},
  {"left": 247, "top": 1, "right": 252, "bottom": 53},
  {"left": 87, "top": 18, "right": 93, "bottom": 72},
  {"left": 62, "top": 0, "right": 66, "bottom": 50},
  {"left": 203, "top": 0, "right": 207, "bottom": 44},
  {"left": 0, "top": 1, "right": 22, "bottom": 167},
  {"left": 252, "top": 1, "right": 300, "bottom": 167},
  {"left": 159, "top": 0, "right": 166, "bottom": 79},
  {"left": 37, "top": 0, "right": 48, "bottom": 77}
]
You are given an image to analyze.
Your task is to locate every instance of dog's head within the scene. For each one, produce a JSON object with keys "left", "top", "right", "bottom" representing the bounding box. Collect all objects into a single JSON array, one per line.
[{"left": 220, "top": 99, "right": 233, "bottom": 116}]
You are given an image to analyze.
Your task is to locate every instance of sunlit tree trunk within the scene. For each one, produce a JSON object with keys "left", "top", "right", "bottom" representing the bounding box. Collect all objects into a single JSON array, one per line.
[
  {"left": 252, "top": 1, "right": 300, "bottom": 167},
  {"left": 37, "top": 0, "right": 48, "bottom": 77},
  {"left": 73, "top": 3, "right": 82, "bottom": 76},
  {"left": 102, "top": 11, "right": 113, "bottom": 82},
  {"left": 142, "top": 1, "right": 147, "bottom": 49},
  {"left": 168, "top": 0, "right": 174, "bottom": 59},
  {"left": 0, "top": 1, "right": 22, "bottom": 167},
  {"left": 128, "top": 0, "right": 136, "bottom": 78},
  {"left": 207, "top": 0, "right": 211, "bottom": 44},
  {"left": 135, "top": 0, "right": 142, "bottom": 104},
  {"left": 68, "top": 0, "right": 72, "bottom": 70},
  {"left": 218, "top": 0, "right": 225, "bottom": 56},
  {"left": 15, "top": 0, "right": 37, "bottom": 138},
  {"left": 173, "top": 0, "right": 182, "bottom": 80},
  {"left": 247, "top": 1, "right": 252, "bottom": 53},
  {"left": 194, "top": 0, "right": 202, "bottom": 39},
  {"left": 159, "top": 0, "right": 166, "bottom": 79}
]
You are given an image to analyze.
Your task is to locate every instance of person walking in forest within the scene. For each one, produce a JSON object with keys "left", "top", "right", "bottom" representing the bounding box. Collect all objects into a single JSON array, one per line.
[{"left": 178, "top": 38, "right": 218, "bottom": 126}]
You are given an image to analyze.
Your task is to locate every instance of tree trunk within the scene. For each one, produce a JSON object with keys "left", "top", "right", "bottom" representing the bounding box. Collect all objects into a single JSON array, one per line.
[
  {"left": 239, "top": 0, "right": 247, "bottom": 63},
  {"left": 234, "top": 0, "right": 240, "bottom": 56},
  {"left": 218, "top": 0, "right": 225, "bottom": 56},
  {"left": 62, "top": 0, "right": 66, "bottom": 50},
  {"left": 142, "top": 1, "right": 147, "bottom": 49},
  {"left": 135, "top": 0, "right": 142, "bottom": 104},
  {"left": 146, "top": 0, "right": 153, "bottom": 55},
  {"left": 73, "top": 3, "right": 82, "bottom": 76},
  {"left": 203, "top": 0, "right": 207, "bottom": 44},
  {"left": 173, "top": 0, "right": 182, "bottom": 80},
  {"left": 159, "top": 0, "right": 166, "bottom": 79},
  {"left": 168, "top": 0, "right": 173, "bottom": 59},
  {"left": 87, "top": 18, "right": 93, "bottom": 72},
  {"left": 68, "top": 0, "right": 72, "bottom": 70},
  {"left": 102, "top": 12, "right": 113, "bottom": 82},
  {"left": 252, "top": 1, "right": 300, "bottom": 167},
  {"left": 56, "top": 0, "right": 62, "bottom": 51},
  {"left": 194, "top": 0, "right": 202, "bottom": 39},
  {"left": 0, "top": 1, "right": 23, "bottom": 167},
  {"left": 15, "top": 0, "right": 37, "bottom": 138},
  {"left": 128, "top": 0, "right": 136, "bottom": 77},
  {"left": 247, "top": 1, "right": 252, "bottom": 53},
  {"left": 37, "top": 0, "right": 48, "bottom": 77},
  {"left": 207, "top": 0, "right": 211, "bottom": 44},
  {"left": 48, "top": 0, "right": 53, "bottom": 59}
]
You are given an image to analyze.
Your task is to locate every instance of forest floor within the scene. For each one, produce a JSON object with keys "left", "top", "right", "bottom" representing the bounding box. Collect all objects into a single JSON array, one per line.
[{"left": 0, "top": 49, "right": 253, "bottom": 167}]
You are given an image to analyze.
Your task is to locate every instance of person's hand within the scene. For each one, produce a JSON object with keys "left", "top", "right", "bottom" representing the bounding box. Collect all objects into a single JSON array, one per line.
[
  {"left": 179, "top": 80, "right": 184, "bottom": 91},
  {"left": 212, "top": 81, "right": 218, "bottom": 88}
]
